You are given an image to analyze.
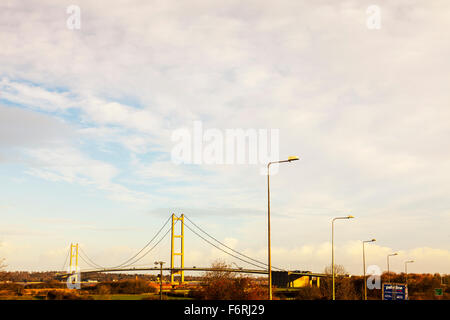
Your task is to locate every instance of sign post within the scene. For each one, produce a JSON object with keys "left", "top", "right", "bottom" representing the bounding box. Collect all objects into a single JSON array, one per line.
[
  {"left": 383, "top": 283, "right": 408, "bottom": 300},
  {"left": 434, "top": 288, "right": 443, "bottom": 297}
]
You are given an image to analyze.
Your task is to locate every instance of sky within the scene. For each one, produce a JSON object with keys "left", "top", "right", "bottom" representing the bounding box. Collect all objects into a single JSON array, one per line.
[{"left": 0, "top": 0, "right": 449, "bottom": 276}]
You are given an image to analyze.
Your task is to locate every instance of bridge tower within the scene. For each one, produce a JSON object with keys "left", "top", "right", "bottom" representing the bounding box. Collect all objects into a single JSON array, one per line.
[
  {"left": 69, "top": 243, "right": 79, "bottom": 272},
  {"left": 170, "top": 213, "right": 184, "bottom": 284},
  {"left": 67, "top": 243, "right": 81, "bottom": 289}
]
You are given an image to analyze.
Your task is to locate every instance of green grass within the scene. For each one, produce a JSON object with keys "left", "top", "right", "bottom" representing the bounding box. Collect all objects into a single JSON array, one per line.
[
  {"left": 165, "top": 295, "right": 194, "bottom": 300},
  {"left": 0, "top": 296, "right": 38, "bottom": 300},
  {"left": 88, "top": 293, "right": 194, "bottom": 300},
  {"left": 1, "top": 290, "right": 195, "bottom": 301}
]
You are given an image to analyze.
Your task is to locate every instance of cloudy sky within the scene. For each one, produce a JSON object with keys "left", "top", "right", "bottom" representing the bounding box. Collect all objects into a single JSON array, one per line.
[{"left": 0, "top": 0, "right": 449, "bottom": 275}]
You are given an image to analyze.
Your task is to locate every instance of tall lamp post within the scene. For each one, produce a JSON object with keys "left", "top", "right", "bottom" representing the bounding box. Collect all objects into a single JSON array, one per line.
[
  {"left": 267, "top": 156, "right": 299, "bottom": 300},
  {"left": 387, "top": 253, "right": 398, "bottom": 283},
  {"left": 331, "top": 215, "right": 355, "bottom": 300},
  {"left": 362, "top": 238, "right": 376, "bottom": 300},
  {"left": 154, "top": 261, "right": 165, "bottom": 300},
  {"left": 405, "top": 260, "right": 414, "bottom": 285}
]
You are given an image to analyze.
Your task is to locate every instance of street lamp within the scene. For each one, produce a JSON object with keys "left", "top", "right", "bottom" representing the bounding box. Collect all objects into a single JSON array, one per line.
[
  {"left": 362, "top": 238, "right": 376, "bottom": 300},
  {"left": 405, "top": 260, "right": 414, "bottom": 285},
  {"left": 267, "top": 156, "right": 299, "bottom": 300},
  {"left": 331, "top": 215, "right": 355, "bottom": 300},
  {"left": 387, "top": 253, "right": 398, "bottom": 283},
  {"left": 154, "top": 261, "right": 165, "bottom": 300}
]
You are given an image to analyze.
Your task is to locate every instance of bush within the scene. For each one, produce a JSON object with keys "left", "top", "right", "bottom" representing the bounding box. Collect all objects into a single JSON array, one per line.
[
  {"left": 191, "top": 260, "right": 266, "bottom": 300},
  {"left": 25, "top": 280, "right": 65, "bottom": 289},
  {"left": 46, "top": 290, "right": 87, "bottom": 300},
  {"left": 296, "top": 286, "right": 324, "bottom": 300},
  {"left": 192, "top": 276, "right": 266, "bottom": 300},
  {"left": 91, "top": 279, "right": 157, "bottom": 295},
  {"left": 96, "top": 284, "right": 111, "bottom": 295},
  {"left": 315, "top": 277, "right": 360, "bottom": 300}
]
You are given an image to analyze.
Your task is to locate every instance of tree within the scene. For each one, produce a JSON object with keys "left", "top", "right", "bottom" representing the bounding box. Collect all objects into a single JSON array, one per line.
[
  {"left": 324, "top": 264, "right": 347, "bottom": 276},
  {"left": 296, "top": 285, "right": 324, "bottom": 300},
  {"left": 322, "top": 264, "right": 359, "bottom": 300},
  {"left": 0, "top": 245, "right": 6, "bottom": 281},
  {"left": 204, "top": 260, "right": 235, "bottom": 283},
  {"left": 193, "top": 259, "right": 266, "bottom": 300}
]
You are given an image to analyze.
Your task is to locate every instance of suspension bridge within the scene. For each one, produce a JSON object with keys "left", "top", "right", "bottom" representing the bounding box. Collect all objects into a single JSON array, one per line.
[{"left": 58, "top": 214, "right": 326, "bottom": 286}]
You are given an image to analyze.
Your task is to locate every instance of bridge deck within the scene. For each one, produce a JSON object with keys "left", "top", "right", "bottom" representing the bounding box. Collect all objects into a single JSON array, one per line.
[{"left": 57, "top": 267, "right": 328, "bottom": 279}]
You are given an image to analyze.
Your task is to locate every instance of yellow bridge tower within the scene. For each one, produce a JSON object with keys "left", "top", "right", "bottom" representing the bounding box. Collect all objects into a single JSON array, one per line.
[
  {"left": 170, "top": 213, "right": 184, "bottom": 284},
  {"left": 67, "top": 243, "right": 81, "bottom": 289},
  {"left": 69, "top": 243, "right": 79, "bottom": 272}
]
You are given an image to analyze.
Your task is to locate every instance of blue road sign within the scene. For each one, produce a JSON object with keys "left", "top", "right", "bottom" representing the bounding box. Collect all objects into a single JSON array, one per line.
[{"left": 383, "top": 283, "right": 408, "bottom": 300}]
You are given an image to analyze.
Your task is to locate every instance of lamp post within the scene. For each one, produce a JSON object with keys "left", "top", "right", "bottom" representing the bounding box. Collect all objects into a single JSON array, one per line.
[
  {"left": 405, "top": 260, "right": 414, "bottom": 285},
  {"left": 363, "top": 238, "right": 376, "bottom": 300},
  {"left": 331, "top": 215, "right": 355, "bottom": 300},
  {"left": 387, "top": 253, "right": 398, "bottom": 283},
  {"left": 154, "top": 261, "right": 165, "bottom": 300},
  {"left": 267, "top": 156, "right": 299, "bottom": 300}
]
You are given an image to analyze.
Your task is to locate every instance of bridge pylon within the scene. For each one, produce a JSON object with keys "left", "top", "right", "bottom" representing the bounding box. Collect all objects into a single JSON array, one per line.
[
  {"left": 170, "top": 213, "right": 184, "bottom": 284},
  {"left": 67, "top": 243, "right": 81, "bottom": 289},
  {"left": 69, "top": 243, "right": 79, "bottom": 272}
]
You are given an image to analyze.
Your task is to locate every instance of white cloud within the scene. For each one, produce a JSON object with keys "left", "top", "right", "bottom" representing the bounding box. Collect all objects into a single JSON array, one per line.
[
  {"left": 0, "top": 105, "right": 72, "bottom": 149},
  {"left": 256, "top": 241, "right": 450, "bottom": 275},
  {"left": 25, "top": 147, "right": 117, "bottom": 184},
  {"left": 23, "top": 146, "right": 153, "bottom": 204},
  {"left": 0, "top": 78, "right": 74, "bottom": 112}
]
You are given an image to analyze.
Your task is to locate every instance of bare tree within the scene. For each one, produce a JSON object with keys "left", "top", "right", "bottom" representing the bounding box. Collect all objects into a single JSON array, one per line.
[
  {"left": 322, "top": 264, "right": 358, "bottom": 300},
  {"left": 203, "top": 259, "right": 235, "bottom": 281},
  {"left": 0, "top": 251, "right": 6, "bottom": 281},
  {"left": 0, "top": 242, "right": 7, "bottom": 270},
  {"left": 324, "top": 264, "right": 347, "bottom": 276},
  {"left": 194, "top": 259, "right": 266, "bottom": 300}
]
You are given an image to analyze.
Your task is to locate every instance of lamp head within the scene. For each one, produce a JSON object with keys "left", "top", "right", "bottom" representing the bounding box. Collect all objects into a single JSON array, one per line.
[
  {"left": 371, "top": 238, "right": 376, "bottom": 242},
  {"left": 347, "top": 215, "right": 355, "bottom": 219},
  {"left": 288, "top": 156, "right": 299, "bottom": 162}
]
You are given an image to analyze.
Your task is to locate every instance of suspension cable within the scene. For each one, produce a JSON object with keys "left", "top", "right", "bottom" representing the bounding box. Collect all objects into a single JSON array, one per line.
[
  {"left": 118, "top": 220, "right": 177, "bottom": 268},
  {"left": 111, "top": 215, "right": 173, "bottom": 268},
  {"left": 78, "top": 251, "right": 103, "bottom": 270},
  {"left": 184, "top": 215, "right": 285, "bottom": 271},
  {"left": 78, "top": 247, "right": 105, "bottom": 269},
  {"left": 61, "top": 246, "right": 70, "bottom": 272},
  {"left": 183, "top": 221, "right": 267, "bottom": 270},
  {"left": 61, "top": 214, "right": 286, "bottom": 273},
  {"left": 61, "top": 216, "right": 174, "bottom": 272}
]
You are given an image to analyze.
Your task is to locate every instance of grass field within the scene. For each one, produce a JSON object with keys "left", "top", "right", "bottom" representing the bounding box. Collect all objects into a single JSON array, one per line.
[
  {"left": 89, "top": 293, "right": 193, "bottom": 300},
  {"left": 90, "top": 294, "right": 155, "bottom": 300}
]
